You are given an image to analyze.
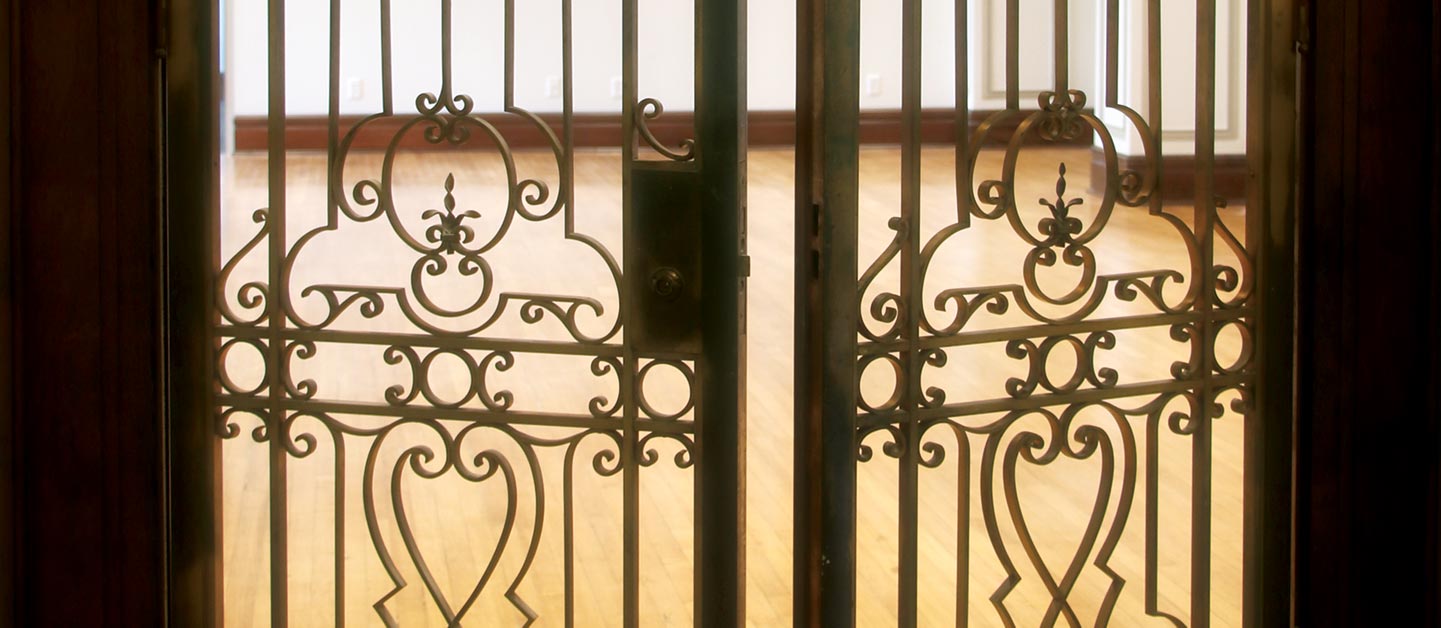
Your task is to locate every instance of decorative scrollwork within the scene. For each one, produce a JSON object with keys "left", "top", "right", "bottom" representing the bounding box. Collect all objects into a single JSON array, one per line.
[
  {"left": 366, "top": 420, "right": 529, "bottom": 625},
  {"left": 857, "top": 424, "right": 907, "bottom": 462},
  {"left": 283, "top": 341, "right": 318, "bottom": 400},
  {"left": 634, "top": 98, "right": 697, "bottom": 162},
  {"left": 853, "top": 14, "right": 1258, "bottom": 618},
  {"left": 857, "top": 353, "right": 905, "bottom": 415},
  {"left": 638, "top": 432, "right": 696, "bottom": 469},
  {"left": 214, "top": 0, "right": 715, "bottom": 625},
  {"left": 636, "top": 359, "right": 697, "bottom": 421},
  {"left": 1036, "top": 89, "right": 1091, "bottom": 142},
  {"left": 588, "top": 357, "right": 624, "bottom": 419},
  {"left": 982, "top": 407, "right": 1134, "bottom": 626},
  {"left": 217, "top": 337, "right": 268, "bottom": 397},
  {"left": 381, "top": 346, "right": 516, "bottom": 411},
  {"left": 919, "top": 349, "right": 949, "bottom": 409},
  {"left": 217, "top": 209, "right": 271, "bottom": 327},
  {"left": 212, "top": 39, "right": 628, "bottom": 343},
  {"left": 423, "top": 174, "right": 482, "bottom": 255},
  {"left": 1003, "top": 332, "right": 1119, "bottom": 399}
]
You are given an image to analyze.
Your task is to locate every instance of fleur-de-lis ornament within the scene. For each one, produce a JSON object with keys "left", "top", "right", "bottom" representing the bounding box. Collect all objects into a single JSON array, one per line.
[
  {"left": 423, "top": 173, "right": 481, "bottom": 254},
  {"left": 1038, "top": 164, "right": 1084, "bottom": 246}
]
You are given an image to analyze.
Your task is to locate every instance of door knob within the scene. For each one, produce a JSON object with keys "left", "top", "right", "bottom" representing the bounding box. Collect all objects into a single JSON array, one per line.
[{"left": 650, "top": 267, "right": 685, "bottom": 302}]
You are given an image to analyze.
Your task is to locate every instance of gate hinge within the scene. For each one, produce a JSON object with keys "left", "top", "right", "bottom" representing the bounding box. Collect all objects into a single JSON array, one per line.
[
  {"left": 1295, "top": 3, "right": 1311, "bottom": 56},
  {"left": 155, "top": 0, "right": 170, "bottom": 60},
  {"left": 738, "top": 254, "right": 751, "bottom": 278}
]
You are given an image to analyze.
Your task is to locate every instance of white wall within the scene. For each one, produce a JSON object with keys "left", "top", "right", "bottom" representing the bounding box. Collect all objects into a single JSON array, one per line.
[
  {"left": 227, "top": 0, "right": 1242, "bottom": 155},
  {"left": 1098, "top": 0, "right": 1248, "bottom": 156},
  {"left": 228, "top": 0, "right": 793, "bottom": 116}
]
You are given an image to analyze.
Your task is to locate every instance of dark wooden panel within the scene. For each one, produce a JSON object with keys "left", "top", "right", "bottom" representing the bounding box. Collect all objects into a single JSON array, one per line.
[
  {"left": 1297, "top": 0, "right": 1441, "bottom": 625},
  {"left": 1432, "top": 3, "right": 1441, "bottom": 624},
  {"left": 1087, "top": 150, "right": 1249, "bottom": 203},
  {"left": 232, "top": 108, "right": 1094, "bottom": 152},
  {"left": 0, "top": 0, "right": 14, "bottom": 620},
  {"left": 4, "top": 0, "right": 165, "bottom": 625}
]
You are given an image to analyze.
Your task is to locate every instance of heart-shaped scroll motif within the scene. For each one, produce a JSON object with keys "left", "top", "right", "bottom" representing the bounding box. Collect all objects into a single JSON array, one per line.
[
  {"left": 366, "top": 424, "right": 525, "bottom": 626},
  {"left": 985, "top": 415, "right": 1131, "bottom": 626}
]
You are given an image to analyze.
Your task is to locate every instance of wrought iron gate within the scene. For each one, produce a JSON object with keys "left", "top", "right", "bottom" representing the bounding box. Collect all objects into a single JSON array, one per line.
[
  {"left": 168, "top": 0, "right": 1293, "bottom": 624},
  {"left": 185, "top": 0, "right": 745, "bottom": 624},
  {"left": 795, "top": 0, "right": 1294, "bottom": 625}
]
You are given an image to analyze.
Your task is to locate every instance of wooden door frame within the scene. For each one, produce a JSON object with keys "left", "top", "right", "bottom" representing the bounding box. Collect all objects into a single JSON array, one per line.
[
  {"left": 165, "top": 0, "right": 222, "bottom": 623},
  {"left": 1, "top": 0, "right": 1440, "bottom": 625},
  {"left": 1, "top": 0, "right": 168, "bottom": 625},
  {"left": 1295, "top": 0, "right": 1441, "bottom": 623}
]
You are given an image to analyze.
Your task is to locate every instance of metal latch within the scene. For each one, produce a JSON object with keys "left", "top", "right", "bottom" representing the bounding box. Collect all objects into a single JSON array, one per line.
[{"left": 626, "top": 164, "right": 703, "bottom": 355}]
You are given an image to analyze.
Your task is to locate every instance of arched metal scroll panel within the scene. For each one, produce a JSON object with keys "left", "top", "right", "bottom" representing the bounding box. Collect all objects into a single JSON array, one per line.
[
  {"left": 204, "top": 0, "right": 745, "bottom": 625},
  {"left": 797, "top": 0, "right": 1295, "bottom": 625}
]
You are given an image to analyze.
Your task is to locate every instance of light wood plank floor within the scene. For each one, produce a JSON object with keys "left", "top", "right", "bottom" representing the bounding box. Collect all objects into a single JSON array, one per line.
[{"left": 219, "top": 146, "right": 1247, "bottom": 627}]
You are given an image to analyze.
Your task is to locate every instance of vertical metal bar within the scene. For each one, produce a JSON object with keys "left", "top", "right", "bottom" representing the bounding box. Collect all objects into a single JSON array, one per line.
[
  {"left": 695, "top": 0, "right": 748, "bottom": 624},
  {"left": 1005, "top": 0, "right": 1018, "bottom": 110},
  {"left": 1104, "top": 0, "right": 1118, "bottom": 107},
  {"left": 1053, "top": 0, "right": 1068, "bottom": 93},
  {"left": 1244, "top": 0, "right": 1297, "bottom": 624},
  {"left": 1192, "top": 0, "right": 1217, "bottom": 625},
  {"left": 898, "top": 0, "right": 922, "bottom": 624},
  {"left": 379, "top": 0, "right": 392, "bottom": 114},
  {"left": 439, "top": 0, "right": 453, "bottom": 100},
  {"left": 325, "top": 0, "right": 343, "bottom": 623},
  {"left": 504, "top": 0, "right": 515, "bottom": 108},
  {"left": 266, "top": 0, "right": 289, "bottom": 623},
  {"left": 1148, "top": 0, "right": 1163, "bottom": 217},
  {"left": 561, "top": 0, "right": 574, "bottom": 227},
  {"left": 164, "top": 0, "right": 223, "bottom": 623},
  {"left": 955, "top": 0, "right": 971, "bottom": 227},
  {"left": 561, "top": 2, "right": 577, "bottom": 622},
  {"left": 620, "top": 0, "right": 640, "bottom": 623},
  {"left": 953, "top": 5, "right": 972, "bottom": 620},
  {"left": 1129, "top": 1, "right": 1171, "bottom": 620},
  {"left": 794, "top": 0, "right": 860, "bottom": 625}
]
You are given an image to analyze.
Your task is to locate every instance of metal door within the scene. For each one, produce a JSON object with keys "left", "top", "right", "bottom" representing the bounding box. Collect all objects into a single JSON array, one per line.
[
  {"left": 794, "top": 0, "right": 1295, "bottom": 625},
  {"left": 167, "top": 0, "right": 745, "bottom": 625}
]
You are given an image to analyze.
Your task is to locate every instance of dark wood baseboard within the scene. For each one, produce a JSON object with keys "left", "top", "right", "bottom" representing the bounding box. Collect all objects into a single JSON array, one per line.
[
  {"left": 232, "top": 108, "right": 1095, "bottom": 152},
  {"left": 1088, "top": 148, "right": 1248, "bottom": 204},
  {"left": 234, "top": 110, "right": 1241, "bottom": 205}
]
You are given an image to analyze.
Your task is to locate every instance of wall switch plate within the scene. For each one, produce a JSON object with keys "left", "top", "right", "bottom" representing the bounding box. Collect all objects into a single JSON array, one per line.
[
  {"left": 864, "top": 74, "right": 883, "bottom": 97},
  {"left": 610, "top": 76, "right": 624, "bottom": 100},
  {"left": 347, "top": 78, "right": 365, "bottom": 102},
  {"left": 544, "top": 76, "right": 562, "bottom": 99}
]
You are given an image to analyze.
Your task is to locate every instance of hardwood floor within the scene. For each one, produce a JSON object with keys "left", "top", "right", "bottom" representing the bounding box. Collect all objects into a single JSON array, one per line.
[{"left": 219, "top": 146, "right": 1246, "bottom": 627}]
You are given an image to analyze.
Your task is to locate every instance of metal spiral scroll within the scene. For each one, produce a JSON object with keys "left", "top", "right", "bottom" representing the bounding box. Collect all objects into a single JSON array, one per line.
[
  {"left": 213, "top": 0, "right": 702, "bottom": 624},
  {"left": 635, "top": 98, "right": 698, "bottom": 162},
  {"left": 855, "top": 0, "right": 1256, "bottom": 622}
]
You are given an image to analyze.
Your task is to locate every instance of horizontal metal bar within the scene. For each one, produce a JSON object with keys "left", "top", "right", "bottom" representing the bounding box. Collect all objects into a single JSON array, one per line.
[
  {"left": 857, "top": 307, "right": 1254, "bottom": 355},
  {"left": 219, "top": 395, "right": 697, "bottom": 435},
  {"left": 217, "top": 326, "right": 625, "bottom": 358},
  {"left": 858, "top": 373, "right": 1249, "bottom": 425}
]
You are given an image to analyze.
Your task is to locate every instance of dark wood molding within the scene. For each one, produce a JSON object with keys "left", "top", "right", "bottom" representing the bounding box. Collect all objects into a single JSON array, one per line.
[
  {"left": 4, "top": 0, "right": 166, "bottom": 625},
  {"left": 1432, "top": 1, "right": 1441, "bottom": 623},
  {"left": 234, "top": 110, "right": 1233, "bottom": 209},
  {"left": 1088, "top": 148, "right": 1249, "bottom": 203},
  {"left": 1297, "top": 0, "right": 1441, "bottom": 624},
  {"left": 232, "top": 108, "right": 1094, "bottom": 152},
  {"left": 0, "top": 0, "right": 14, "bottom": 621},
  {"left": 166, "top": 0, "right": 222, "bottom": 625}
]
